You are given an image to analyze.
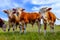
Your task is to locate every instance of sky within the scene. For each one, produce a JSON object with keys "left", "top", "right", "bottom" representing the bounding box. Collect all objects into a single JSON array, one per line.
[{"left": 0, "top": 0, "right": 60, "bottom": 25}]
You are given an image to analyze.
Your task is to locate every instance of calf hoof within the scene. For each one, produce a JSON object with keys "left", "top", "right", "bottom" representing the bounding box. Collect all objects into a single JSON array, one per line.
[
  {"left": 8, "top": 29, "right": 10, "bottom": 31},
  {"left": 13, "top": 29, "right": 15, "bottom": 31},
  {"left": 3, "top": 30, "right": 6, "bottom": 32}
]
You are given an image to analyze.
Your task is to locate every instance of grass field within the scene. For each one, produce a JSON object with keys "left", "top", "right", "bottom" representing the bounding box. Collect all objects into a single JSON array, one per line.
[{"left": 0, "top": 24, "right": 60, "bottom": 40}]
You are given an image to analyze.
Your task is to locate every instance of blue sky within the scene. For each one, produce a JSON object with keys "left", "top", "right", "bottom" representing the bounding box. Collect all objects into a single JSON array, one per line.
[{"left": 0, "top": 0, "right": 60, "bottom": 25}]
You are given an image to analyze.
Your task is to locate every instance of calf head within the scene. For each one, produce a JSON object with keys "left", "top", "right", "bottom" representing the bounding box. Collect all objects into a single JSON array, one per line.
[
  {"left": 16, "top": 7, "right": 25, "bottom": 11},
  {"left": 12, "top": 8, "right": 19, "bottom": 16},
  {"left": 3, "top": 9, "right": 13, "bottom": 19},
  {"left": 39, "top": 7, "right": 52, "bottom": 19},
  {"left": 17, "top": 8, "right": 25, "bottom": 15},
  {"left": 39, "top": 7, "right": 52, "bottom": 13},
  {"left": 12, "top": 7, "right": 25, "bottom": 17},
  {"left": 39, "top": 7, "right": 48, "bottom": 13}
]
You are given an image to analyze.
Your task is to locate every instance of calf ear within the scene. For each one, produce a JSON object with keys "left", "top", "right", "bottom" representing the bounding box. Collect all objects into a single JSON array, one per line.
[
  {"left": 46, "top": 8, "right": 52, "bottom": 11},
  {"left": 22, "top": 9, "right": 25, "bottom": 11},
  {"left": 13, "top": 8, "right": 16, "bottom": 11},
  {"left": 3, "top": 10, "right": 8, "bottom": 13}
]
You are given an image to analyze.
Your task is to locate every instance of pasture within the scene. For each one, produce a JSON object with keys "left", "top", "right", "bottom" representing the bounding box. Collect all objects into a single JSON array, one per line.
[{"left": 0, "top": 24, "right": 60, "bottom": 40}]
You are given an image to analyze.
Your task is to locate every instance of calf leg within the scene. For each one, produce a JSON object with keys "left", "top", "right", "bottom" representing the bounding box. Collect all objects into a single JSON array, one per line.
[
  {"left": 16, "top": 25, "right": 17, "bottom": 29},
  {"left": 8, "top": 25, "right": 10, "bottom": 31},
  {"left": 12, "top": 25, "right": 15, "bottom": 31},
  {"left": 20, "top": 25, "right": 22, "bottom": 33},
  {"left": 24, "top": 23, "right": 27, "bottom": 34},
  {"left": 19, "top": 22, "right": 22, "bottom": 33},
  {"left": 8, "top": 22, "right": 11, "bottom": 31},
  {"left": 12, "top": 23, "right": 16, "bottom": 31},
  {"left": 31, "top": 23, "right": 34, "bottom": 27},
  {"left": 37, "top": 21, "right": 41, "bottom": 33},
  {"left": 44, "top": 23, "right": 47, "bottom": 35},
  {"left": 50, "top": 22, "right": 54, "bottom": 33},
  {"left": 43, "top": 20, "right": 47, "bottom": 35}
]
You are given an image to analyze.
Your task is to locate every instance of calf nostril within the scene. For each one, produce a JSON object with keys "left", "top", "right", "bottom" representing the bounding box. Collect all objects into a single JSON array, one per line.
[
  {"left": 16, "top": 13, "right": 19, "bottom": 16},
  {"left": 17, "top": 12, "right": 19, "bottom": 16}
]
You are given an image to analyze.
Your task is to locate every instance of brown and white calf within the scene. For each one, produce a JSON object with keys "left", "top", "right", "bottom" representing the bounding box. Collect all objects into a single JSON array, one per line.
[
  {"left": 0, "top": 18, "right": 6, "bottom": 31},
  {"left": 3, "top": 9, "right": 20, "bottom": 31},
  {"left": 39, "top": 7, "right": 60, "bottom": 35},
  {"left": 13, "top": 8, "right": 41, "bottom": 33}
]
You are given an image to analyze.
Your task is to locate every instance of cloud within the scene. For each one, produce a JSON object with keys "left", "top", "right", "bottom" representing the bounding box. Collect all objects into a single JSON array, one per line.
[
  {"left": 0, "top": 0, "right": 20, "bottom": 10},
  {"left": 0, "top": 0, "right": 30, "bottom": 21},
  {"left": 21, "top": 0, "right": 30, "bottom": 4},
  {"left": 0, "top": 0, "right": 60, "bottom": 24},
  {"left": 29, "top": 0, "right": 60, "bottom": 5},
  {"left": 0, "top": 0, "right": 21, "bottom": 21},
  {"left": 31, "top": 0, "right": 60, "bottom": 11},
  {"left": 31, "top": 0, "right": 60, "bottom": 24},
  {"left": 1, "top": 17, "right": 8, "bottom": 21},
  {"left": 32, "top": 7, "right": 40, "bottom": 12},
  {"left": 31, "top": 0, "right": 60, "bottom": 14}
]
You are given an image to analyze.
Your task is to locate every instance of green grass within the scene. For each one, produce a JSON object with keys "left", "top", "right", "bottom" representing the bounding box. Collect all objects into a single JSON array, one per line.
[
  {"left": 0, "top": 24, "right": 60, "bottom": 40},
  {"left": 0, "top": 32, "right": 60, "bottom": 40}
]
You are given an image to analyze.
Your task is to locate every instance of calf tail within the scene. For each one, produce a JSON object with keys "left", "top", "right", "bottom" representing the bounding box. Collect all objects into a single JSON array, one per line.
[{"left": 56, "top": 17, "right": 60, "bottom": 20}]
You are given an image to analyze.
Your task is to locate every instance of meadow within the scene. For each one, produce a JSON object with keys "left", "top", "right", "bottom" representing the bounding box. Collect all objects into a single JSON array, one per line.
[{"left": 0, "top": 24, "right": 60, "bottom": 40}]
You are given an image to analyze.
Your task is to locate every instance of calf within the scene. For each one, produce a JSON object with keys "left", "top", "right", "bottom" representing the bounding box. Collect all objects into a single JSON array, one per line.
[
  {"left": 3, "top": 9, "right": 20, "bottom": 31},
  {"left": 39, "top": 7, "right": 60, "bottom": 35},
  {"left": 0, "top": 18, "right": 6, "bottom": 31},
  {"left": 13, "top": 8, "right": 41, "bottom": 33}
]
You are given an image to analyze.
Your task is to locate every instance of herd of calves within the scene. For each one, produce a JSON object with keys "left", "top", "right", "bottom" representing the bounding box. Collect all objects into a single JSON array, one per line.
[{"left": 0, "top": 7, "right": 60, "bottom": 34}]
